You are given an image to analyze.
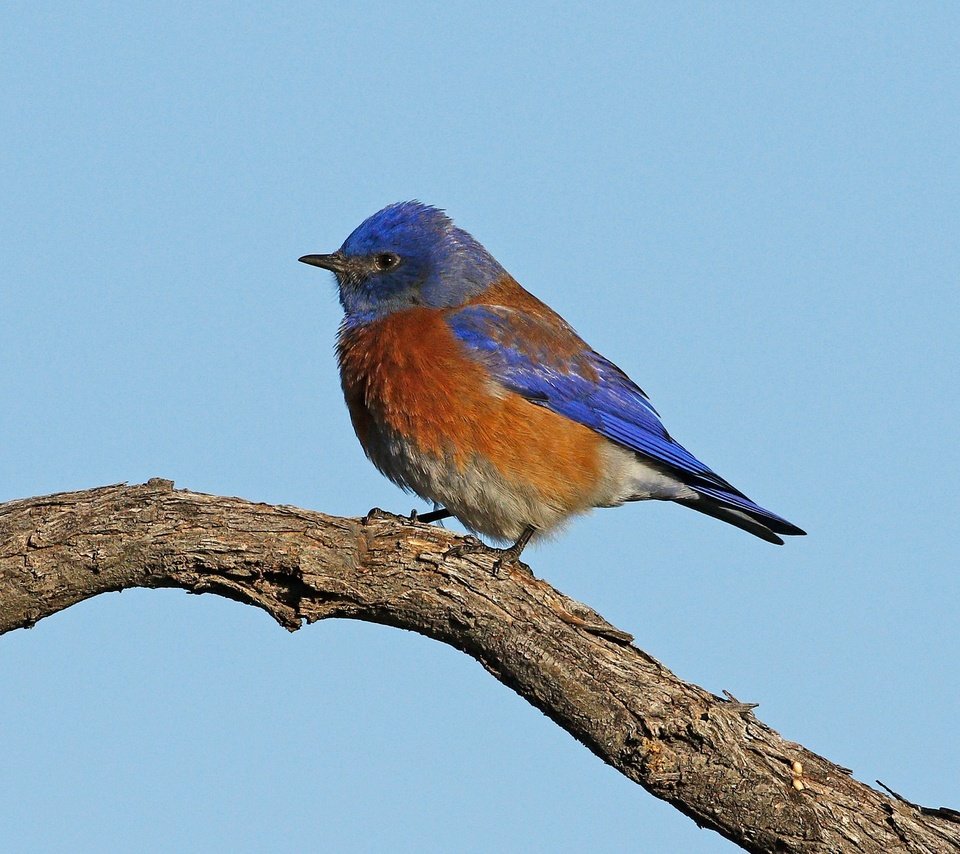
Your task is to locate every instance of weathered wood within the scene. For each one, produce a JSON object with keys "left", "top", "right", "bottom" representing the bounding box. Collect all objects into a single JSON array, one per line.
[{"left": 1, "top": 480, "right": 957, "bottom": 853}]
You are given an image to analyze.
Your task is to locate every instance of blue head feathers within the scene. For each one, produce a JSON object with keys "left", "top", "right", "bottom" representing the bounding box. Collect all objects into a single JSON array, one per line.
[{"left": 299, "top": 202, "right": 506, "bottom": 322}]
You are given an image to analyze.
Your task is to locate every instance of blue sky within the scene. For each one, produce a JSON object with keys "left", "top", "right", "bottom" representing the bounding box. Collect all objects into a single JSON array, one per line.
[{"left": 2, "top": 4, "right": 958, "bottom": 851}]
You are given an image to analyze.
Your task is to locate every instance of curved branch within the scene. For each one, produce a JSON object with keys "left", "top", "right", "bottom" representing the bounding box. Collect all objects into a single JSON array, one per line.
[{"left": 1, "top": 480, "right": 957, "bottom": 853}]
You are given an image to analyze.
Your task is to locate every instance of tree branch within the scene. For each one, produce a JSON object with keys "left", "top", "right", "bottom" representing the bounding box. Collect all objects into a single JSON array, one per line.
[{"left": 1, "top": 480, "right": 957, "bottom": 853}]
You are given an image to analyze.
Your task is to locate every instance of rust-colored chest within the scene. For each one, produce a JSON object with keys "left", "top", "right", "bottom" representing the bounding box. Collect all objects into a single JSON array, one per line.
[
  {"left": 336, "top": 309, "right": 486, "bottom": 459},
  {"left": 335, "top": 307, "right": 604, "bottom": 503}
]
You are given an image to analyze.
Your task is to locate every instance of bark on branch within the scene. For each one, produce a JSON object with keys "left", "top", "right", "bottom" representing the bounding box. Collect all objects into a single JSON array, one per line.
[{"left": 1, "top": 480, "right": 957, "bottom": 853}]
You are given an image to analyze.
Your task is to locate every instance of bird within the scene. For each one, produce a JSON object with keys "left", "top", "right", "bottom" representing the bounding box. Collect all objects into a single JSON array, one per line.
[{"left": 299, "top": 201, "right": 804, "bottom": 559}]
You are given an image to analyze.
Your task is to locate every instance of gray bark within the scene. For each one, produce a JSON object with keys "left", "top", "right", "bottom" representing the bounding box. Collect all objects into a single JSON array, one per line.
[{"left": 1, "top": 480, "right": 957, "bottom": 853}]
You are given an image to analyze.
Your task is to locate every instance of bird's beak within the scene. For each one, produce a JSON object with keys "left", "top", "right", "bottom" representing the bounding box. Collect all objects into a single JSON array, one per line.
[{"left": 298, "top": 252, "right": 347, "bottom": 274}]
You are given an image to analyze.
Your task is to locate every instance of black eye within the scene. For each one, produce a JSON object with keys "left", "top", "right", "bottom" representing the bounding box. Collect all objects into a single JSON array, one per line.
[{"left": 374, "top": 252, "right": 400, "bottom": 271}]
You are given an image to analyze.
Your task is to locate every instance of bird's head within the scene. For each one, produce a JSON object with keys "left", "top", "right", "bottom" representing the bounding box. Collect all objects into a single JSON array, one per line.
[{"left": 299, "top": 201, "right": 505, "bottom": 323}]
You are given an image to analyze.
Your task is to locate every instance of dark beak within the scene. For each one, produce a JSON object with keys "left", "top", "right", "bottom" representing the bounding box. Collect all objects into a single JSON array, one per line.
[{"left": 298, "top": 253, "right": 347, "bottom": 274}]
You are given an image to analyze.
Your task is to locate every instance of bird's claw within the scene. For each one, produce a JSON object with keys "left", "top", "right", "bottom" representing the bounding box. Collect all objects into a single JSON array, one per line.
[
  {"left": 443, "top": 535, "right": 531, "bottom": 576},
  {"left": 443, "top": 535, "right": 484, "bottom": 560},
  {"left": 361, "top": 507, "right": 409, "bottom": 525}
]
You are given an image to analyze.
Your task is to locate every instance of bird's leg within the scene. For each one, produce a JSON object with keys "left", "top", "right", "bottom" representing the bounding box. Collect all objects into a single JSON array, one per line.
[
  {"left": 445, "top": 525, "right": 537, "bottom": 575},
  {"left": 497, "top": 525, "right": 536, "bottom": 565},
  {"left": 411, "top": 507, "right": 453, "bottom": 524}
]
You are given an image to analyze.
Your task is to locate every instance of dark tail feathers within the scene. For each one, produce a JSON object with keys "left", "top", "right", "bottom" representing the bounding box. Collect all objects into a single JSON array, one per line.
[{"left": 676, "top": 490, "right": 806, "bottom": 545}]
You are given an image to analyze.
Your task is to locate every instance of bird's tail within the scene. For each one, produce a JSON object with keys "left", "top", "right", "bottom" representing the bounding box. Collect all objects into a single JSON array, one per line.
[{"left": 676, "top": 483, "right": 806, "bottom": 545}]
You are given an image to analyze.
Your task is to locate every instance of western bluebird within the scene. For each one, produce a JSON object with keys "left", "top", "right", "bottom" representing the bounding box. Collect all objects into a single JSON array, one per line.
[{"left": 300, "top": 202, "right": 804, "bottom": 558}]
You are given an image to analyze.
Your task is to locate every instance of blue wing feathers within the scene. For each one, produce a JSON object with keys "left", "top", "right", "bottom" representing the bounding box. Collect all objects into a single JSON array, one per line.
[
  {"left": 447, "top": 306, "right": 803, "bottom": 538},
  {"left": 447, "top": 305, "right": 707, "bottom": 478}
]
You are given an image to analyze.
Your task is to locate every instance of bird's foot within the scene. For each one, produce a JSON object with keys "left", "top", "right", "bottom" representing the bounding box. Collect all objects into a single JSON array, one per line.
[
  {"left": 721, "top": 690, "right": 760, "bottom": 719},
  {"left": 361, "top": 507, "right": 406, "bottom": 525},
  {"left": 444, "top": 526, "right": 536, "bottom": 576},
  {"left": 362, "top": 506, "right": 452, "bottom": 526}
]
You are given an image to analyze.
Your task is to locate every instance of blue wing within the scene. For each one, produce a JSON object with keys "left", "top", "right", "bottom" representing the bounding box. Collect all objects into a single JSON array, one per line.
[{"left": 447, "top": 305, "right": 804, "bottom": 539}]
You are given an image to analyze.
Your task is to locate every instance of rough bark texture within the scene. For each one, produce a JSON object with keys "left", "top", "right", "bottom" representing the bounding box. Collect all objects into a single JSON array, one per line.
[{"left": 1, "top": 480, "right": 957, "bottom": 853}]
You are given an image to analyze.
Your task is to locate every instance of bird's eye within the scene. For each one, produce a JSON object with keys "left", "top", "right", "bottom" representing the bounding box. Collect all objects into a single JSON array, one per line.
[{"left": 374, "top": 252, "right": 400, "bottom": 271}]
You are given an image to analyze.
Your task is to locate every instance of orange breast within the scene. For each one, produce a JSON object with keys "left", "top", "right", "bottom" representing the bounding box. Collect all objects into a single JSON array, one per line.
[{"left": 337, "top": 306, "right": 605, "bottom": 512}]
